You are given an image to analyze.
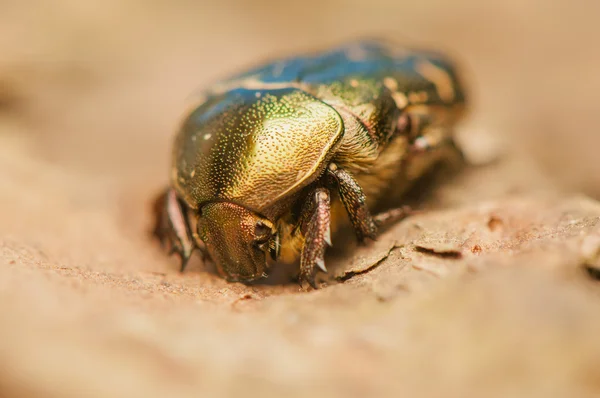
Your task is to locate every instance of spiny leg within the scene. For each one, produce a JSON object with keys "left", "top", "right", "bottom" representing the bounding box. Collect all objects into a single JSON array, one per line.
[
  {"left": 326, "top": 163, "right": 419, "bottom": 241},
  {"left": 152, "top": 188, "right": 195, "bottom": 272},
  {"left": 327, "top": 165, "right": 414, "bottom": 239},
  {"left": 326, "top": 164, "right": 377, "bottom": 242},
  {"left": 298, "top": 188, "right": 331, "bottom": 289}
]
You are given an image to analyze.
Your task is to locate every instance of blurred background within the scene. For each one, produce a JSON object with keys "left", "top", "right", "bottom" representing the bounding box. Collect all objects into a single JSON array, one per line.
[
  {"left": 3, "top": 2, "right": 600, "bottom": 397},
  {"left": 1, "top": 0, "right": 600, "bottom": 197}
]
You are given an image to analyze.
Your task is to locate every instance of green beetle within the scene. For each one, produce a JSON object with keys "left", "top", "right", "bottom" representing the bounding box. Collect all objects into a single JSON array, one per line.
[{"left": 152, "top": 38, "right": 468, "bottom": 288}]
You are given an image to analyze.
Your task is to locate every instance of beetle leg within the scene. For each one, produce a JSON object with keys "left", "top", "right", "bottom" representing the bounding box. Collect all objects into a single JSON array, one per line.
[
  {"left": 410, "top": 127, "right": 455, "bottom": 154},
  {"left": 373, "top": 205, "right": 414, "bottom": 227},
  {"left": 412, "top": 132, "right": 466, "bottom": 167},
  {"left": 298, "top": 188, "right": 331, "bottom": 289},
  {"left": 400, "top": 111, "right": 464, "bottom": 161},
  {"left": 326, "top": 164, "right": 378, "bottom": 242},
  {"left": 152, "top": 188, "right": 195, "bottom": 272}
]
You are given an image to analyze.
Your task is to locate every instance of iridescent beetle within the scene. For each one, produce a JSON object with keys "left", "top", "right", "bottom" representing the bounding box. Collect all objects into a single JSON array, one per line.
[{"left": 152, "top": 39, "right": 468, "bottom": 288}]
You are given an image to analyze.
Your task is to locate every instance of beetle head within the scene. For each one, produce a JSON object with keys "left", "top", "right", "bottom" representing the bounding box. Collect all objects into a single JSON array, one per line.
[{"left": 197, "top": 201, "right": 280, "bottom": 282}]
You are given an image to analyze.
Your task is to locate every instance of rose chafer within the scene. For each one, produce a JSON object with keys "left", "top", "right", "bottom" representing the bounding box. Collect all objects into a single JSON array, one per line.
[{"left": 152, "top": 38, "right": 468, "bottom": 288}]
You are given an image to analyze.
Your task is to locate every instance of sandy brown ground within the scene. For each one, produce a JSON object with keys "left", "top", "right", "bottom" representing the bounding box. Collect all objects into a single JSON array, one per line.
[{"left": 2, "top": 1, "right": 600, "bottom": 397}]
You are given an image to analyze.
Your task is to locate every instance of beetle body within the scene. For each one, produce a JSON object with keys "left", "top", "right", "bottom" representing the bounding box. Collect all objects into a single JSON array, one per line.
[{"left": 153, "top": 39, "right": 468, "bottom": 287}]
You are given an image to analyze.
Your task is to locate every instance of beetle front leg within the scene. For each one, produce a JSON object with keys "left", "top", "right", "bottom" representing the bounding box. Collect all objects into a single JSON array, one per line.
[
  {"left": 152, "top": 188, "right": 195, "bottom": 272},
  {"left": 298, "top": 188, "right": 332, "bottom": 289},
  {"left": 326, "top": 164, "right": 378, "bottom": 242}
]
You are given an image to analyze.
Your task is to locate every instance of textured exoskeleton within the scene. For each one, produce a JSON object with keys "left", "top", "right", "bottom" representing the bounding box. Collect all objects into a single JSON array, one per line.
[{"left": 152, "top": 38, "right": 468, "bottom": 288}]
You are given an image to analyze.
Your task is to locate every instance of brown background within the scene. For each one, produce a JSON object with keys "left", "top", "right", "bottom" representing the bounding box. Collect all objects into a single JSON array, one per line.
[{"left": 2, "top": 1, "right": 600, "bottom": 397}]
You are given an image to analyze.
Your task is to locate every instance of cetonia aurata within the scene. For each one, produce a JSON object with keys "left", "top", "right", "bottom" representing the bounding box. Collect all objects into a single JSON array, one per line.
[{"left": 152, "top": 38, "right": 468, "bottom": 288}]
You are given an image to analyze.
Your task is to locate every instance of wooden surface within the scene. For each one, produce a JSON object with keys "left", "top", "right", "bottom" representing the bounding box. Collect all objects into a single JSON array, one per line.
[{"left": 1, "top": 1, "right": 600, "bottom": 397}]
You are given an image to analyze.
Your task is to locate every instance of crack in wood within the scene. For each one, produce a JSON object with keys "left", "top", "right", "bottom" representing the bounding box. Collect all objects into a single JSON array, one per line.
[
  {"left": 414, "top": 244, "right": 463, "bottom": 259},
  {"left": 336, "top": 243, "right": 403, "bottom": 282}
]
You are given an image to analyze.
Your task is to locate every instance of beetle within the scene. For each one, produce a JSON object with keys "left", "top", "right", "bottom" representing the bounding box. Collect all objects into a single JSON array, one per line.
[{"left": 152, "top": 38, "right": 468, "bottom": 288}]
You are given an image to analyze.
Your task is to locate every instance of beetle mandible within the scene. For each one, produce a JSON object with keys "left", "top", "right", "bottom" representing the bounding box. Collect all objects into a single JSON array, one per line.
[{"left": 152, "top": 38, "right": 468, "bottom": 288}]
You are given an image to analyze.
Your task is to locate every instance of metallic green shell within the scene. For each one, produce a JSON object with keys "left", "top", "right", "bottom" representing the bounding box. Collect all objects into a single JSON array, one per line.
[
  {"left": 172, "top": 87, "right": 343, "bottom": 213},
  {"left": 206, "top": 38, "right": 467, "bottom": 150},
  {"left": 171, "top": 39, "right": 467, "bottom": 215}
]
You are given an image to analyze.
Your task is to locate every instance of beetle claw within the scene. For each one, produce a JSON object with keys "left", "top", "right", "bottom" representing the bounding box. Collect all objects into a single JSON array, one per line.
[
  {"left": 315, "top": 258, "right": 327, "bottom": 273},
  {"left": 306, "top": 275, "right": 318, "bottom": 290},
  {"left": 179, "top": 255, "right": 190, "bottom": 273},
  {"left": 298, "top": 268, "right": 319, "bottom": 290},
  {"left": 297, "top": 187, "right": 331, "bottom": 290}
]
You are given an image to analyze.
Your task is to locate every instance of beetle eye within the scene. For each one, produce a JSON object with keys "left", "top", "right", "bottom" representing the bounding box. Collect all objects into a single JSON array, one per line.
[{"left": 254, "top": 222, "right": 272, "bottom": 242}]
